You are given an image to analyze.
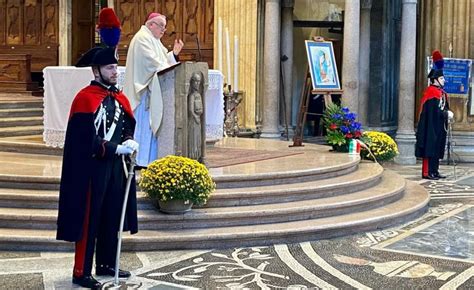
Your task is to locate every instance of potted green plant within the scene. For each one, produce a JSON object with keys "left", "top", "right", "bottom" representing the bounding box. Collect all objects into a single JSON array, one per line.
[
  {"left": 322, "top": 103, "right": 363, "bottom": 152},
  {"left": 139, "top": 155, "right": 216, "bottom": 214}
]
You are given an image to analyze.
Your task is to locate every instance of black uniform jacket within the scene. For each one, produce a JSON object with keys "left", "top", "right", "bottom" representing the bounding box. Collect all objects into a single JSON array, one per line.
[
  {"left": 56, "top": 83, "right": 138, "bottom": 242},
  {"left": 415, "top": 85, "right": 449, "bottom": 159}
]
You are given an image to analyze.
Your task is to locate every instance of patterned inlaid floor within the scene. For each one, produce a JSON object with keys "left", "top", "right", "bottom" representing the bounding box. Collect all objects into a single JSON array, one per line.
[{"left": 0, "top": 163, "right": 473, "bottom": 289}]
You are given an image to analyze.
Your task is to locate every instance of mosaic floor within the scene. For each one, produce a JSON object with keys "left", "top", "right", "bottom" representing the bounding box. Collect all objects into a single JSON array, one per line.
[{"left": 0, "top": 163, "right": 473, "bottom": 289}]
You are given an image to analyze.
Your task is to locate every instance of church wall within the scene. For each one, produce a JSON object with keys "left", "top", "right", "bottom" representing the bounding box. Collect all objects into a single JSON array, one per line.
[
  {"left": 417, "top": 0, "right": 474, "bottom": 131},
  {"left": 214, "top": 0, "right": 258, "bottom": 130}
]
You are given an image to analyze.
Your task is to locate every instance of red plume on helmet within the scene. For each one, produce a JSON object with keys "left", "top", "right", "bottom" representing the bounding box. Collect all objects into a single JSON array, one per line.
[
  {"left": 97, "top": 8, "right": 121, "bottom": 29},
  {"left": 428, "top": 50, "right": 444, "bottom": 79},
  {"left": 97, "top": 8, "right": 121, "bottom": 47},
  {"left": 432, "top": 50, "right": 444, "bottom": 70}
]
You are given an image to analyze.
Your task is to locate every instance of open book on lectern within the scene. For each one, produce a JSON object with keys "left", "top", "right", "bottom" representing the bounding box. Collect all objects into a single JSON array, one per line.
[{"left": 157, "top": 62, "right": 181, "bottom": 75}]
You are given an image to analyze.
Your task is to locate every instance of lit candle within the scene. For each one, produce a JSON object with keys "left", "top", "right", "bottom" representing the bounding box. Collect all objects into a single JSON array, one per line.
[
  {"left": 225, "top": 27, "right": 232, "bottom": 88},
  {"left": 233, "top": 35, "right": 239, "bottom": 92},
  {"left": 217, "top": 18, "right": 223, "bottom": 72}
]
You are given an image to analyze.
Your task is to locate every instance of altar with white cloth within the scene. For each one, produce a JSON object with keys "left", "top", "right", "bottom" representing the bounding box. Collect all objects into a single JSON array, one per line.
[{"left": 42, "top": 66, "right": 224, "bottom": 147}]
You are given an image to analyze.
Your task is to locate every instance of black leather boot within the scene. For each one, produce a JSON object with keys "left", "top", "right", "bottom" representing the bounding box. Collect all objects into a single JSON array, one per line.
[
  {"left": 72, "top": 275, "right": 102, "bottom": 289},
  {"left": 96, "top": 265, "right": 131, "bottom": 278},
  {"left": 434, "top": 172, "right": 446, "bottom": 179},
  {"left": 422, "top": 173, "right": 439, "bottom": 180}
]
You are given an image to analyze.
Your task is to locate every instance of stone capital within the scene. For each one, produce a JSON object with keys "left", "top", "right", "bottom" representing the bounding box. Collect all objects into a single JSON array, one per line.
[
  {"left": 282, "top": 0, "right": 294, "bottom": 8},
  {"left": 402, "top": 0, "right": 417, "bottom": 4},
  {"left": 361, "top": 0, "right": 372, "bottom": 9}
]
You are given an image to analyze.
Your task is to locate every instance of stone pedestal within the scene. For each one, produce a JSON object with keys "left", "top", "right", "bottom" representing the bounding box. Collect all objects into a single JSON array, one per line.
[
  {"left": 157, "top": 62, "right": 209, "bottom": 163},
  {"left": 395, "top": 0, "right": 417, "bottom": 165}
]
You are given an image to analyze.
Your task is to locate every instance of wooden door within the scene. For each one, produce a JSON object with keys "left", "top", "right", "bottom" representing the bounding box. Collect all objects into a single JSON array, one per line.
[{"left": 72, "top": 0, "right": 95, "bottom": 65}]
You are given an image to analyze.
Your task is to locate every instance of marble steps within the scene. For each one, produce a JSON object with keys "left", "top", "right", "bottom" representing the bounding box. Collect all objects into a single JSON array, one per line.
[
  {"left": 0, "top": 107, "right": 43, "bottom": 118},
  {"left": 0, "top": 163, "right": 381, "bottom": 210},
  {"left": 0, "top": 125, "right": 43, "bottom": 138},
  {"left": 0, "top": 99, "right": 43, "bottom": 110},
  {"left": 0, "top": 139, "right": 62, "bottom": 156},
  {"left": 0, "top": 152, "right": 360, "bottom": 191},
  {"left": 0, "top": 116, "right": 43, "bottom": 128},
  {"left": 0, "top": 181, "right": 429, "bottom": 251},
  {"left": 0, "top": 170, "right": 405, "bottom": 231}
]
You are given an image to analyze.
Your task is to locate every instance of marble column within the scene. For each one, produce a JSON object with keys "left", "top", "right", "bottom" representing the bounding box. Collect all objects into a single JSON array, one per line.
[
  {"left": 341, "top": 0, "right": 360, "bottom": 114},
  {"left": 359, "top": 0, "right": 372, "bottom": 126},
  {"left": 281, "top": 0, "right": 294, "bottom": 135},
  {"left": 58, "top": 0, "right": 72, "bottom": 66},
  {"left": 261, "top": 0, "right": 281, "bottom": 138},
  {"left": 395, "top": 0, "right": 418, "bottom": 165}
]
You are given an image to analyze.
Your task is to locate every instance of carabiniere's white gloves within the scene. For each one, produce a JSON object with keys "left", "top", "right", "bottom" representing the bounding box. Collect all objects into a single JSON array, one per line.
[
  {"left": 122, "top": 139, "right": 139, "bottom": 153},
  {"left": 116, "top": 144, "right": 134, "bottom": 155},
  {"left": 447, "top": 110, "right": 454, "bottom": 121}
]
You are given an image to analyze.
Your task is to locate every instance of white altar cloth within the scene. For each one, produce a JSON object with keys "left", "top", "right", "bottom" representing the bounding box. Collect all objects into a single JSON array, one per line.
[{"left": 42, "top": 67, "right": 224, "bottom": 147}]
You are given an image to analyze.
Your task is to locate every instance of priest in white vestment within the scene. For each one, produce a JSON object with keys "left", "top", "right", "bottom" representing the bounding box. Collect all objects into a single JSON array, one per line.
[{"left": 123, "top": 12, "right": 184, "bottom": 167}]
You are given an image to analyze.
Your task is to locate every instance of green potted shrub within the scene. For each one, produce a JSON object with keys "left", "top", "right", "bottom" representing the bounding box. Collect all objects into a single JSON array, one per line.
[{"left": 139, "top": 155, "right": 216, "bottom": 214}]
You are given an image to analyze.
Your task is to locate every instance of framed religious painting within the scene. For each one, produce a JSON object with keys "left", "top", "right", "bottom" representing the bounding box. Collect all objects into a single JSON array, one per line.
[{"left": 305, "top": 40, "right": 341, "bottom": 91}]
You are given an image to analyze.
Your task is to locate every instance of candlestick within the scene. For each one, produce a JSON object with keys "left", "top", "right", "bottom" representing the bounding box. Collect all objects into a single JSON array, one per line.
[
  {"left": 217, "top": 18, "right": 223, "bottom": 72},
  {"left": 233, "top": 35, "right": 239, "bottom": 92},
  {"left": 225, "top": 27, "right": 232, "bottom": 88}
]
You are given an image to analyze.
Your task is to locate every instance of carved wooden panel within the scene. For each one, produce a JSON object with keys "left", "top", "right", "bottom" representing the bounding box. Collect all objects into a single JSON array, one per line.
[
  {"left": 0, "top": 1, "right": 7, "bottom": 46},
  {"left": 0, "top": 0, "right": 59, "bottom": 72},
  {"left": 116, "top": 0, "right": 141, "bottom": 44},
  {"left": 114, "top": 0, "right": 213, "bottom": 66},
  {"left": 6, "top": 0, "right": 22, "bottom": 45},
  {"left": 42, "top": 0, "right": 59, "bottom": 44},
  {"left": 25, "top": 0, "right": 41, "bottom": 45},
  {"left": 159, "top": 0, "right": 182, "bottom": 50}
]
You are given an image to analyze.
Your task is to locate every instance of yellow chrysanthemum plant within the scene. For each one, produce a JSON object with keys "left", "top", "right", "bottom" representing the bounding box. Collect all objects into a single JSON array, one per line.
[
  {"left": 139, "top": 155, "right": 216, "bottom": 206},
  {"left": 361, "top": 131, "right": 399, "bottom": 162}
]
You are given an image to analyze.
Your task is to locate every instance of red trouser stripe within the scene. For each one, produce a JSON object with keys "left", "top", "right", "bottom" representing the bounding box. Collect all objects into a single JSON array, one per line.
[
  {"left": 422, "top": 158, "right": 429, "bottom": 177},
  {"left": 73, "top": 187, "right": 92, "bottom": 277}
]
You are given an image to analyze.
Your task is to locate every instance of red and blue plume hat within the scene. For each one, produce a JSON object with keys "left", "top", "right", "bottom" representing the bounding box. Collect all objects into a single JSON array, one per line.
[
  {"left": 428, "top": 50, "right": 444, "bottom": 79},
  {"left": 76, "top": 8, "right": 121, "bottom": 67},
  {"left": 97, "top": 8, "right": 121, "bottom": 47}
]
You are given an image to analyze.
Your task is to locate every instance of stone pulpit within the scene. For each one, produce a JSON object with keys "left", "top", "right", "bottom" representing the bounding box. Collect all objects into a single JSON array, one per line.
[{"left": 157, "top": 62, "right": 208, "bottom": 163}]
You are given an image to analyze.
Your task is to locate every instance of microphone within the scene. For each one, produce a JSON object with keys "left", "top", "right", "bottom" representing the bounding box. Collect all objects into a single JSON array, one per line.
[{"left": 196, "top": 34, "right": 202, "bottom": 62}]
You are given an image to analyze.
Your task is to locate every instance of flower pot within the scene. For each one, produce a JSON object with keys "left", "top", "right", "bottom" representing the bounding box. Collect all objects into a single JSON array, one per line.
[
  {"left": 158, "top": 199, "right": 193, "bottom": 214},
  {"left": 332, "top": 143, "right": 349, "bottom": 152}
]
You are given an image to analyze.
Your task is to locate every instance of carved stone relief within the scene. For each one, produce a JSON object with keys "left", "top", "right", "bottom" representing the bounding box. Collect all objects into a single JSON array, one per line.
[{"left": 187, "top": 71, "right": 204, "bottom": 161}]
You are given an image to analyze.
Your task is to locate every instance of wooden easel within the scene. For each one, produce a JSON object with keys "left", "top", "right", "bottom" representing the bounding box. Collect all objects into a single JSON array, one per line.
[
  {"left": 290, "top": 36, "right": 343, "bottom": 147},
  {"left": 290, "top": 67, "right": 343, "bottom": 147}
]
